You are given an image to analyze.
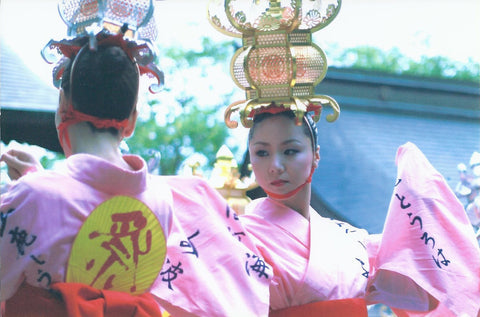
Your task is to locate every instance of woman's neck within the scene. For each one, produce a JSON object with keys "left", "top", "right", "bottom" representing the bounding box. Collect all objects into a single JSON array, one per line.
[
  {"left": 67, "top": 123, "right": 133, "bottom": 171},
  {"left": 270, "top": 185, "right": 311, "bottom": 219}
]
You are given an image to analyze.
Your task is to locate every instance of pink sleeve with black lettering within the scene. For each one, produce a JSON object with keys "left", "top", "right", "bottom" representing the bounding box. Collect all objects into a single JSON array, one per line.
[
  {"left": 0, "top": 180, "right": 36, "bottom": 301},
  {"left": 366, "top": 142, "right": 480, "bottom": 317}
]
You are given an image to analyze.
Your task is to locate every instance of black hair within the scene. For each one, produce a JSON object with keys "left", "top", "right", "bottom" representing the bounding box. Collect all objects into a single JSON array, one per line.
[
  {"left": 61, "top": 45, "right": 139, "bottom": 123},
  {"left": 248, "top": 110, "right": 318, "bottom": 152}
]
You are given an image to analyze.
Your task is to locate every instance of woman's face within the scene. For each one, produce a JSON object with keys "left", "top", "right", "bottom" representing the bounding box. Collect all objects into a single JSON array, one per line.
[{"left": 249, "top": 115, "right": 318, "bottom": 197}]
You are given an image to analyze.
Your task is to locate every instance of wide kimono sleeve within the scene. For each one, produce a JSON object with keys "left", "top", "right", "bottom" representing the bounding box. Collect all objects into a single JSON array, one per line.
[
  {"left": 149, "top": 176, "right": 272, "bottom": 317},
  {"left": 0, "top": 179, "right": 37, "bottom": 301},
  {"left": 365, "top": 142, "right": 480, "bottom": 317}
]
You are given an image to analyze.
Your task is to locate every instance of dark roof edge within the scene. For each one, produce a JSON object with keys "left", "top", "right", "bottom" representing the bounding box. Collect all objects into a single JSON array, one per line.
[
  {"left": 336, "top": 96, "right": 480, "bottom": 121},
  {"left": 326, "top": 67, "right": 480, "bottom": 96}
]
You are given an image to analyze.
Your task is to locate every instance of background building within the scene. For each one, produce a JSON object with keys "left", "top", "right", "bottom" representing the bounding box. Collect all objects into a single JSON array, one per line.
[{"left": 2, "top": 40, "right": 479, "bottom": 234}]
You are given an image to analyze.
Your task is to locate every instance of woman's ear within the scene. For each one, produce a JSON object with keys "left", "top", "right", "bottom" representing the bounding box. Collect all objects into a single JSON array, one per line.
[
  {"left": 56, "top": 89, "right": 68, "bottom": 127},
  {"left": 313, "top": 145, "right": 320, "bottom": 168},
  {"left": 58, "top": 89, "right": 68, "bottom": 112},
  {"left": 122, "top": 109, "right": 138, "bottom": 138}
]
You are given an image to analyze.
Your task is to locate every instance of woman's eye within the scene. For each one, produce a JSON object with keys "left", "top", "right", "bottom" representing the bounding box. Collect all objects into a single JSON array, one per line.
[
  {"left": 284, "top": 149, "right": 299, "bottom": 155},
  {"left": 255, "top": 150, "right": 268, "bottom": 157}
]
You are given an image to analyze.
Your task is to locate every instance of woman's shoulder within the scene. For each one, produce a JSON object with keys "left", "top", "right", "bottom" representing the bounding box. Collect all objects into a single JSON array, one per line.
[{"left": 6, "top": 168, "right": 69, "bottom": 194}]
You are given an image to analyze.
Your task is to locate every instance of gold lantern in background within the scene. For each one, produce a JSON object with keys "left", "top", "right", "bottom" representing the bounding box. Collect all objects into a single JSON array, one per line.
[
  {"left": 209, "top": 145, "right": 257, "bottom": 214},
  {"left": 208, "top": 0, "right": 342, "bottom": 128}
]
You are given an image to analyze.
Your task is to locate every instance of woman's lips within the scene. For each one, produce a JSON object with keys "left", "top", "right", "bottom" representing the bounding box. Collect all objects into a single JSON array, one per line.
[{"left": 271, "top": 179, "right": 287, "bottom": 186}]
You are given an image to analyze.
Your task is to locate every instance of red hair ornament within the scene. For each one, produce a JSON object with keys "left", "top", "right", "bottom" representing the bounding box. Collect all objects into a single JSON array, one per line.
[
  {"left": 40, "top": 0, "right": 165, "bottom": 150},
  {"left": 57, "top": 103, "right": 131, "bottom": 150},
  {"left": 42, "top": 0, "right": 163, "bottom": 93},
  {"left": 245, "top": 102, "right": 323, "bottom": 126},
  {"left": 43, "top": 29, "right": 163, "bottom": 150},
  {"left": 42, "top": 29, "right": 164, "bottom": 94}
]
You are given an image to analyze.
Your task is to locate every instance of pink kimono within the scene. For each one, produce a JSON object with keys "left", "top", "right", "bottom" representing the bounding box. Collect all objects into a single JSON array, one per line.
[
  {"left": 0, "top": 154, "right": 172, "bottom": 303},
  {"left": 1, "top": 155, "right": 272, "bottom": 316},
  {"left": 241, "top": 142, "right": 480, "bottom": 316},
  {"left": 151, "top": 176, "right": 272, "bottom": 316}
]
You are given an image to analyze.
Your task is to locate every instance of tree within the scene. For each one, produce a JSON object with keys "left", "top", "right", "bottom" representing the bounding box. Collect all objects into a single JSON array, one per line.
[
  {"left": 332, "top": 45, "right": 480, "bottom": 82},
  {"left": 125, "top": 37, "right": 239, "bottom": 175},
  {"left": 3, "top": 40, "right": 477, "bottom": 179},
  {"left": 127, "top": 100, "right": 234, "bottom": 175},
  {"left": 126, "top": 40, "right": 479, "bottom": 175}
]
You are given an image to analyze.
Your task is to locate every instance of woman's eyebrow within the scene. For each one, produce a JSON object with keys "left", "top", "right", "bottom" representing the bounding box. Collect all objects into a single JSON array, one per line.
[
  {"left": 281, "top": 139, "right": 302, "bottom": 145},
  {"left": 252, "top": 141, "right": 270, "bottom": 146}
]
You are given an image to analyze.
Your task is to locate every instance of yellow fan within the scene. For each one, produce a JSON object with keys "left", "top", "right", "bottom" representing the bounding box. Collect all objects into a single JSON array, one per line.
[{"left": 67, "top": 196, "right": 167, "bottom": 295}]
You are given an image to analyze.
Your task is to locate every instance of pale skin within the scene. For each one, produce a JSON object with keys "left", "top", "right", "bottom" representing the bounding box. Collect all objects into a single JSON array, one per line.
[
  {"left": 0, "top": 149, "right": 43, "bottom": 180},
  {"left": 55, "top": 88, "right": 138, "bottom": 170},
  {"left": 248, "top": 115, "right": 320, "bottom": 219}
]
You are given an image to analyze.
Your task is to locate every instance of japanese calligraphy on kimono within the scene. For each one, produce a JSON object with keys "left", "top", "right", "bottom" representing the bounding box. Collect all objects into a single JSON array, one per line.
[{"left": 241, "top": 142, "right": 480, "bottom": 316}]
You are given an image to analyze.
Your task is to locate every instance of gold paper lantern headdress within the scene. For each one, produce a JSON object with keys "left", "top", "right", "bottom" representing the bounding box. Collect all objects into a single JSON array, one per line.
[
  {"left": 208, "top": 0, "right": 341, "bottom": 128},
  {"left": 41, "top": 0, "right": 163, "bottom": 93}
]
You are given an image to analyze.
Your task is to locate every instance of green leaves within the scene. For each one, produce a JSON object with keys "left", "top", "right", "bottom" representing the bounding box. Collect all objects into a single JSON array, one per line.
[
  {"left": 127, "top": 39, "right": 479, "bottom": 175},
  {"left": 126, "top": 38, "right": 238, "bottom": 175},
  {"left": 336, "top": 46, "right": 479, "bottom": 82}
]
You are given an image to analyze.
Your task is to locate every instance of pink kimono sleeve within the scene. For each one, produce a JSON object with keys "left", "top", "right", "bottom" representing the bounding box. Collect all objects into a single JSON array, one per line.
[
  {"left": 0, "top": 180, "right": 34, "bottom": 301},
  {"left": 150, "top": 176, "right": 272, "bottom": 316},
  {"left": 366, "top": 142, "right": 480, "bottom": 317}
]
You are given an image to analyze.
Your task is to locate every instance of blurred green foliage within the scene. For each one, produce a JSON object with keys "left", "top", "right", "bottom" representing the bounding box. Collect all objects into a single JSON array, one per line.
[
  {"left": 6, "top": 39, "right": 477, "bottom": 177},
  {"left": 335, "top": 46, "right": 480, "bottom": 82},
  {"left": 125, "top": 38, "right": 237, "bottom": 175},
  {"left": 128, "top": 40, "right": 478, "bottom": 175},
  {"left": 126, "top": 101, "right": 232, "bottom": 175}
]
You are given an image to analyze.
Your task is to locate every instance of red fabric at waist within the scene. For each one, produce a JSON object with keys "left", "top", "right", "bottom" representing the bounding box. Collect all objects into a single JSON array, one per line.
[
  {"left": 4, "top": 282, "right": 163, "bottom": 317},
  {"left": 270, "top": 298, "right": 368, "bottom": 317}
]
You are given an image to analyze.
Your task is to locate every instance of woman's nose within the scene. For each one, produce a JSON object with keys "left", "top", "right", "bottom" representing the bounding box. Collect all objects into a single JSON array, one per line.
[{"left": 269, "top": 155, "right": 284, "bottom": 174}]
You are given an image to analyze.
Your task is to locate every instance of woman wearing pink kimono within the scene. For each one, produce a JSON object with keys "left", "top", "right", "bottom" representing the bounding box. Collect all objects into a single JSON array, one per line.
[
  {"left": 0, "top": 21, "right": 175, "bottom": 315},
  {"left": 206, "top": 0, "right": 480, "bottom": 313},
  {"left": 240, "top": 105, "right": 480, "bottom": 317},
  {"left": 1, "top": 25, "right": 272, "bottom": 317},
  {"left": 1, "top": 1, "right": 273, "bottom": 316}
]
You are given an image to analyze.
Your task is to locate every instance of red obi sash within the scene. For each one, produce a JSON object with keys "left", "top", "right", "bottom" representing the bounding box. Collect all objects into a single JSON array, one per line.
[
  {"left": 270, "top": 298, "right": 368, "bottom": 317},
  {"left": 4, "top": 283, "right": 163, "bottom": 317}
]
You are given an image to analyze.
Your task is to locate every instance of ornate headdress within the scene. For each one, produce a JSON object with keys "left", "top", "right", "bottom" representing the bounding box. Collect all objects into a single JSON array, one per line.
[
  {"left": 41, "top": 0, "right": 163, "bottom": 94},
  {"left": 207, "top": 0, "right": 341, "bottom": 128},
  {"left": 41, "top": 0, "right": 164, "bottom": 150}
]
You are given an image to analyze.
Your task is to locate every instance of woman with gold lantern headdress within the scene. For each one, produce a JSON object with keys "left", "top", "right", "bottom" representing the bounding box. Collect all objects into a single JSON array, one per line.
[
  {"left": 0, "top": 1, "right": 274, "bottom": 316},
  {"left": 208, "top": 1, "right": 480, "bottom": 316}
]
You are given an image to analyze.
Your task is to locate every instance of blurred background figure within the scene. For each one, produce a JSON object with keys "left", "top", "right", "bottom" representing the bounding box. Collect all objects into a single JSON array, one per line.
[{"left": 456, "top": 151, "right": 480, "bottom": 241}]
